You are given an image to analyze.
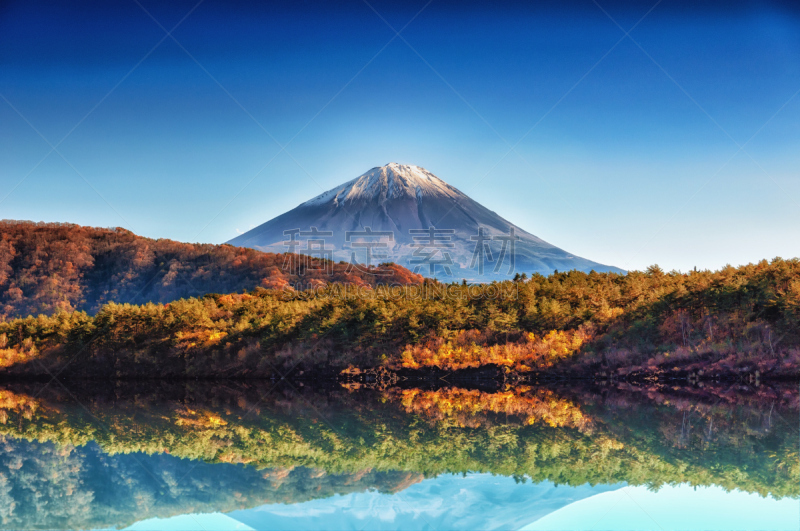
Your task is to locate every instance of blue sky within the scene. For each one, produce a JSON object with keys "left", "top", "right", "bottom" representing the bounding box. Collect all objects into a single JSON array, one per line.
[{"left": 1, "top": 0, "right": 799, "bottom": 271}]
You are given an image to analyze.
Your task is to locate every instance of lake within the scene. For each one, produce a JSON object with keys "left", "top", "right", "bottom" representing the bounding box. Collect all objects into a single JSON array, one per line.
[{"left": 0, "top": 379, "right": 796, "bottom": 530}]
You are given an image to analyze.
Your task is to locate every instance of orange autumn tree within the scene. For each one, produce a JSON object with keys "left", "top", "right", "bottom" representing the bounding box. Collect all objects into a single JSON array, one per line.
[
  {"left": 388, "top": 386, "right": 591, "bottom": 430},
  {"left": 0, "top": 389, "right": 40, "bottom": 424},
  {"left": 0, "top": 333, "right": 38, "bottom": 370},
  {"left": 394, "top": 328, "right": 591, "bottom": 371}
]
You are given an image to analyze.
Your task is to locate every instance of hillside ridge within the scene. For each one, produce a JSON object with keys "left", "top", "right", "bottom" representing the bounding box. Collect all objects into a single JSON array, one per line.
[{"left": 0, "top": 220, "right": 422, "bottom": 319}]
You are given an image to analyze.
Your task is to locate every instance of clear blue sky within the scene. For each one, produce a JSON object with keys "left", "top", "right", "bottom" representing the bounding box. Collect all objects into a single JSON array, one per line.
[{"left": 2, "top": 0, "right": 798, "bottom": 272}]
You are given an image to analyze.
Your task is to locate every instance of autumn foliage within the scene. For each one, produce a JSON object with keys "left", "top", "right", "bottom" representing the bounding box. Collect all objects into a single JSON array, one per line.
[
  {"left": 396, "top": 329, "right": 589, "bottom": 371},
  {"left": 0, "top": 220, "right": 422, "bottom": 319},
  {"left": 389, "top": 386, "right": 591, "bottom": 430},
  {"left": 0, "top": 220, "right": 798, "bottom": 380},
  {"left": 0, "top": 381, "right": 795, "bottom": 500},
  {"left": 0, "top": 390, "right": 39, "bottom": 425}
]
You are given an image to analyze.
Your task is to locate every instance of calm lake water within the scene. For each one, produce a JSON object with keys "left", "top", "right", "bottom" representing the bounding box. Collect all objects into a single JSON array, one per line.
[{"left": 0, "top": 380, "right": 796, "bottom": 530}]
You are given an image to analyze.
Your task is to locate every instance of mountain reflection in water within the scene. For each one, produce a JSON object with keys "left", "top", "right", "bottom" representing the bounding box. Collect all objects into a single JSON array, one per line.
[
  {"left": 126, "top": 478, "right": 799, "bottom": 531},
  {"left": 0, "top": 380, "right": 795, "bottom": 530}
]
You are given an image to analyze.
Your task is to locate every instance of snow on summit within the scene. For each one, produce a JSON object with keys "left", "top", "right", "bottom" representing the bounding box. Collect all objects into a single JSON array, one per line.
[
  {"left": 302, "top": 163, "right": 462, "bottom": 207},
  {"left": 230, "top": 162, "right": 623, "bottom": 279}
]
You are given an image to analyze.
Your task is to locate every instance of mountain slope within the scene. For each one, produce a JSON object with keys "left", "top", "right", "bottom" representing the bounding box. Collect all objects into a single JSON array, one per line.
[
  {"left": 0, "top": 220, "right": 422, "bottom": 319},
  {"left": 0, "top": 435, "right": 422, "bottom": 531},
  {"left": 229, "top": 474, "right": 620, "bottom": 531},
  {"left": 229, "top": 163, "right": 622, "bottom": 280}
]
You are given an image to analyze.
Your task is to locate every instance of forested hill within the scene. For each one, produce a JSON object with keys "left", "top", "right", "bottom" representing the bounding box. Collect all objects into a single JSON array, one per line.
[
  {"left": 0, "top": 220, "right": 423, "bottom": 319},
  {"left": 0, "top": 435, "right": 422, "bottom": 531}
]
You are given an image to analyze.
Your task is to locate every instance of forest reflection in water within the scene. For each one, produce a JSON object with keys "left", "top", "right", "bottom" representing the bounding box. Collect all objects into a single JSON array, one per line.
[{"left": 0, "top": 378, "right": 796, "bottom": 530}]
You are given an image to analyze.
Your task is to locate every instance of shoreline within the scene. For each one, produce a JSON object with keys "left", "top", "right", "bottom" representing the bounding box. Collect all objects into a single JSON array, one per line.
[{"left": 2, "top": 361, "right": 796, "bottom": 385}]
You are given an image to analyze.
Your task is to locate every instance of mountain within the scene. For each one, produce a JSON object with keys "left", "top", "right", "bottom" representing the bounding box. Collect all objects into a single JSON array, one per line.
[
  {"left": 0, "top": 435, "right": 422, "bottom": 531},
  {"left": 0, "top": 220, "right": 422, "bottom": 319},
  {"left": 228, "top": 163, "right": 622, "bottom": 280},
  {"left": 228, "top": 474, "right": 620, "bottom": 531}
]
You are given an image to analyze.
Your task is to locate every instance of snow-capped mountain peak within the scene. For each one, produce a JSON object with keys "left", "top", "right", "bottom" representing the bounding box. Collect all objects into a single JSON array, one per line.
[
  {"left": 302, "top": 163, "right": 462, "bottom": 207},
  {"left": 230, "top": 162, "right": 623, "bottom": 280}
]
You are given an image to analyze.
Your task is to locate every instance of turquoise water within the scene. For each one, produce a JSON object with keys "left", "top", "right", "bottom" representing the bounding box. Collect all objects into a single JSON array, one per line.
[{"left": 123, "top": 476, "right": 799, "bottom": 531}]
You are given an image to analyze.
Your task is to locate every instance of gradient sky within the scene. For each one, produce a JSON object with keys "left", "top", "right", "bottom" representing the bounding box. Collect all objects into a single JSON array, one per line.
[{"left": 1, "top": 0, "right": 798, "bottom": 272}]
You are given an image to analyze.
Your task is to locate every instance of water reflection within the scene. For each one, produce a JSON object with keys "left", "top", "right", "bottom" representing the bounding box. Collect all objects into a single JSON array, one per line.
[
  {"left": 0, "top": 380, "right": 795, "bottom": 530},
  {"left": 227, "top": 475, "right": 618, "bottom": 531},
  {"left": 0, "top": 436, "right": 418, "bottom": 530},
  {"left": 523, "top": 484, "right": 800, "bottom": 531},
  {"left": 125, "top": 479, "right": 800, "bottom": 531}
]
